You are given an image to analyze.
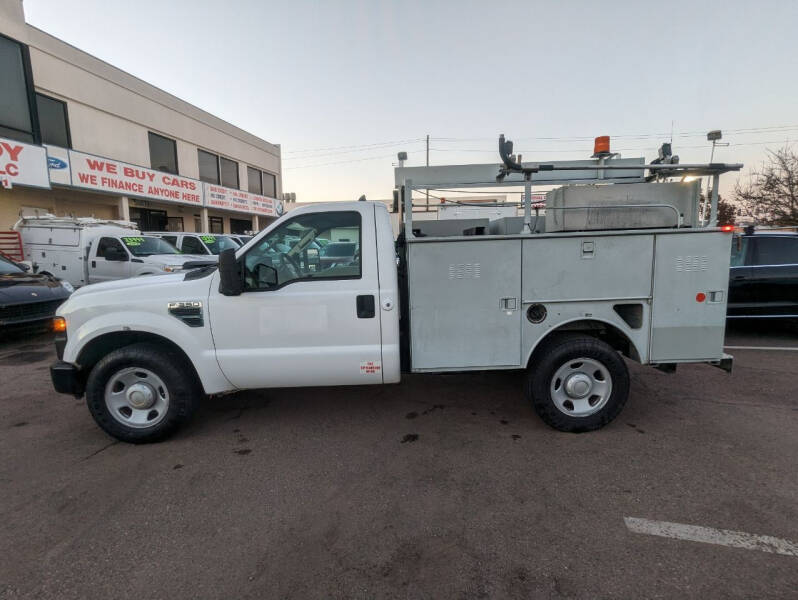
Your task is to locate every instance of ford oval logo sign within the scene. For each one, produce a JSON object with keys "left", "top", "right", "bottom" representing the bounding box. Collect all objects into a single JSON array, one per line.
[{"left": 47, "top": 157, "right": 68, "bottom": 170}]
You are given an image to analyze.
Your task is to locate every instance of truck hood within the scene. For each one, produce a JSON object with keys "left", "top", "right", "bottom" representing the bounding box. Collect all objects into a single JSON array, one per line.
[
  {"left": 144, "top": 254, "right": 214, "bottom": 266},
  {"left": 70, "top": 273, "right": 185, "bottom": 298},
  {"left": 0, "top": 273, "right": 71, "bottom": 304}
]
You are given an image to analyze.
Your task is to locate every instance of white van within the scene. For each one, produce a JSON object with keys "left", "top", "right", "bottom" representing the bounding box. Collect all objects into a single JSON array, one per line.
[{"left": 15, "top": 216, "right": 209, "bottom": 287}]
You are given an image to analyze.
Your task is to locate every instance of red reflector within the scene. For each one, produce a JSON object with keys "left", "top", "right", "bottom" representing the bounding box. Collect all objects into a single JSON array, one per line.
[
  {"left": 721, "top": 225, "right": 734, "bottom": 232},
  {"left": 696, "top": 292, "right": 706, "bottom": 303}
]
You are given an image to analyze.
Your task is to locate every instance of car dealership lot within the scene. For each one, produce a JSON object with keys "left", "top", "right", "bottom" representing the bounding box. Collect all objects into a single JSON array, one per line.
[{"left": 1, "top": 325, "right": 797, "bottom": 599}]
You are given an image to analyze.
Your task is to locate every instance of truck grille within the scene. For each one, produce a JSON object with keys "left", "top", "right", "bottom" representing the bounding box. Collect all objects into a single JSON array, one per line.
[{"left": 0, "top": 299, "right": 64, "bottom": 323}]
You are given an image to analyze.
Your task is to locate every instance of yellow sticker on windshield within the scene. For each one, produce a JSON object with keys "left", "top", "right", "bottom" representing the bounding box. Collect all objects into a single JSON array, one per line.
[
  {"left": 122, "top": 237, "right": 145, "bottom": 246},
  {"left": 200, "top": 236, "right": 216, "bottom": 243}
]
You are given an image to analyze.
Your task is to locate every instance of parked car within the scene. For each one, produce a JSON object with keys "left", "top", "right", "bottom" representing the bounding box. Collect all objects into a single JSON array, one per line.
[
  {"left": 319, "top": 241, "right": 358, "bottom": 268},
  {"left": 230, "top": 235, "right": 253, "bottom": 246},
  {"left": 0, "top": 254, "right": 72, "bottom": 331},
  {"left": 148, "top": 233, "right": 240, "bottom": 256},
  {"left": 728, "top": 228, "right": 798, "bottom": 318}
]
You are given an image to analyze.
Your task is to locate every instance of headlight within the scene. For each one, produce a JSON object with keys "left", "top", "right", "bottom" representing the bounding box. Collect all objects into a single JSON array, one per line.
[
  {"left": 60, "top": 280, "right": 75, "bottom": 293},
  {"left": 162, "top": 265, "right": 182, "bottom": 273}
]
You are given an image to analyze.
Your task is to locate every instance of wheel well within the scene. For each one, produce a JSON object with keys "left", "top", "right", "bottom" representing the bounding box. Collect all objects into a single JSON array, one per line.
[
  {"left": 76, "top": 331, "right": 204, "bottom": 392},
  {"left": 528, "top": 319, "right": 640, "bottom": 367}
]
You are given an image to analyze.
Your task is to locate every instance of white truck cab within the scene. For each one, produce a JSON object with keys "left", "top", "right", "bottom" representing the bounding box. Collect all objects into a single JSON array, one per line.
[
  {"left": 15, "top": 216, "right": 209, "bottom": 287},
  {"left": 49, "top": 138, "right": 742, "bottom": 443}
]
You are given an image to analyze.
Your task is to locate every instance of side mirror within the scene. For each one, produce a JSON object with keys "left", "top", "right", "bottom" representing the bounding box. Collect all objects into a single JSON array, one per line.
[
  {"left": 255, "top": 263, "right": 278, "bottom": 288},
  {"left": 105, "top": 247, "right": 128, "bottom": 262},
  {"left": 218, "top": 248, "right": 244, "bottom": 296}
]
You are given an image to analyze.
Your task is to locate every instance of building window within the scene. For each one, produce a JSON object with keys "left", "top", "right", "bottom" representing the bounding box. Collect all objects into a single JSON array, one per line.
[
  {"left": 209, "top": 216, "right": 224, "bottom": 233},
  {"left": 193, "top": 214, "right": 202, "bottom": 231},
  {"left": 198, "top": 149, "right": 220, "bottom": 184},
  {"left": 262, "top": 171, "right": 277, "bottom": 197},
  {"left": 35, "top": 94, "right": 71, "bottom": 148},
  {"left": 166, "top": 216, "right": 184, "bottom": 232},
  {"left": 220, "top": 157, "right": 239, "bottom": 189},
  {"left": 247, "top": 166, "right": 262, "bottom": 195},
  {"left": 0, "top": 34, "right": 36, "bottom": 143},
  {"left": 149, "top": 132, "right": 178, "bottom": 174}
]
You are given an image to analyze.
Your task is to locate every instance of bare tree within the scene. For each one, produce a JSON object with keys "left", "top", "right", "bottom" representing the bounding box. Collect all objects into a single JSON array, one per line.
[
  {"left": 698, "top": 192, "right": 737, "bottom": 225},
  {"left": 734, "top": 146, "right": 798, "bottom": 225}
]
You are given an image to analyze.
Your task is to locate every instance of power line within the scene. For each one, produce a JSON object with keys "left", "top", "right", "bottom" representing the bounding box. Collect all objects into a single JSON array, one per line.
[
  {"left": 284, "top": 149, "right": 424, "bottom": 170},
  {"left": 285, "top": 137, "right": 424, "bottom": 155}
]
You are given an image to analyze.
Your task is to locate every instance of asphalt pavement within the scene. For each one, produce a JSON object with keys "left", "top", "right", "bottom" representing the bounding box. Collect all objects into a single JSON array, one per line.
[{"left": 1, "top": 322, "right": 797, "bottom": 599}]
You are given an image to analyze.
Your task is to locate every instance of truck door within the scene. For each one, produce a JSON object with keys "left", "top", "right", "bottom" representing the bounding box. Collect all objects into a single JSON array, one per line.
[
  {"left": 208, "top": 205, "right": 384, "bottom": 388},
  {"left": 90, "top": 237, "right": 131, "bottom": 283},
  {"left": 180, "top": 235, "right": 209, "bottom": 256},
  {"left": 749, "top": 235, "right": 798, "bottom": 317},
  {"left": 727, "top": 234, "right": 754, "bottom": 316}
]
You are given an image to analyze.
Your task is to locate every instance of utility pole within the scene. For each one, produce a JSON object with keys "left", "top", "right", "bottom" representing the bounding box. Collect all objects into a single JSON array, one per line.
[{"left": 425, "top": 134, "right": 430, "bottom": 211}]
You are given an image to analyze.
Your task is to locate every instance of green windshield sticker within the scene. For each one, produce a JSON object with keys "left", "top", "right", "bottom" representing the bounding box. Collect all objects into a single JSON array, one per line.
[
  {"left": 122, "top": 237, "right": 145, "bottom": 246},
  {"left": 200, "top": 236, "right": 216, "bottom": 243}
]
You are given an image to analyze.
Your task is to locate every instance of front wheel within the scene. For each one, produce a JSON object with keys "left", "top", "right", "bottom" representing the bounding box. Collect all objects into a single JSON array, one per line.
[
  {"left": 526, "top": 335, "right": 629, "bottom": 432},
  {"left": 85, "top": 342, "right": 200, "bottom": 443}
]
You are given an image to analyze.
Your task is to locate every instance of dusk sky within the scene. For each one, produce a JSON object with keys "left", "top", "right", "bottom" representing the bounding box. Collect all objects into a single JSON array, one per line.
[{"left": 22, "top": 0, "right": 798, "bottom": 202}]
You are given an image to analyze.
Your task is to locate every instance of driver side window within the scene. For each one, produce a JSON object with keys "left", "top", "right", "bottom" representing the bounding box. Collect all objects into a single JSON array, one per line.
[{"left": 243, "top": 211, "right": 361, "bottom": 291}]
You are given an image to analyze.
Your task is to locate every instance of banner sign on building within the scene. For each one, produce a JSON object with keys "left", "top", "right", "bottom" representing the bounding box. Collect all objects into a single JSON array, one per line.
[
  {"left": 203, "top": 183, "right": 279, "bottom": 217},
  {"left": 0, "top": 137, "right": 50, "bottom": 190},
  {"left": 69, "top": 150, "right": 202, "bottom": 206}
]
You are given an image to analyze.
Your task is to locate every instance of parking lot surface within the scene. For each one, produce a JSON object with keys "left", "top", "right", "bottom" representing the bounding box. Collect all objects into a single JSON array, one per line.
[{"left": 1, "top": 323, "right": 797, "bottom": 599}]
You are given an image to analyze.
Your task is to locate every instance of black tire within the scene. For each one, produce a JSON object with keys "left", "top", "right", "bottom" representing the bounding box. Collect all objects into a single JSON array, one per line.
[
  {"left": 525, "top": 335, "right": 629, "bottom": 433},
  {"left": 85, "top": 342, "right": 201, "bottom": 443}
]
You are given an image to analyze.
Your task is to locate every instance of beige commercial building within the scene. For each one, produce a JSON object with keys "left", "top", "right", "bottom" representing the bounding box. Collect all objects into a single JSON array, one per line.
[{"left": 0, "top": 0, "right": 282, "bottom": 236}]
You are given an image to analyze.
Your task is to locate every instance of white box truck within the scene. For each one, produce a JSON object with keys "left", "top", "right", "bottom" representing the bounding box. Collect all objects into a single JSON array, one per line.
[
  {"left": 48, "top": 137, "right": 741, "bottom": 443},
  {"left": 15, "top": 216, "right": 210, "bottom": 287}
]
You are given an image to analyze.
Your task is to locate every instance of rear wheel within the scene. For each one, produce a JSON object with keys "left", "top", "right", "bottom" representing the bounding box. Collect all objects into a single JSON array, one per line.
[
  {"left": 526, "top": 335, "right": 629, "bottom": 432},
  {"left": 85, "top": 342, "right": 200, "bottom": 443}
]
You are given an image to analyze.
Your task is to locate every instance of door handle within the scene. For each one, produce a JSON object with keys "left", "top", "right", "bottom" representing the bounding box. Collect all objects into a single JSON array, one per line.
[
  {"left": 91, "top": 260, "right": 96, "bottom": 268},
  {"left": 356, "top": 295, "right": 375, "bottom": 318}
]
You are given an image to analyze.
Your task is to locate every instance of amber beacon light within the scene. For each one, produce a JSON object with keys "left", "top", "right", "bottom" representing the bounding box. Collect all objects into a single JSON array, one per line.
[
  {"left": 593, "top": 135, "right": 611, "bottom": 156},
  {"left": 53, "top": 316, "right": 66, "bottom": 333}
]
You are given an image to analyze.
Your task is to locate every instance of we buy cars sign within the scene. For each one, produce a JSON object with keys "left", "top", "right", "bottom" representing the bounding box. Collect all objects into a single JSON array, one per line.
[
  {"left": 0, "top": 137, "right": 50, "bottom": 190},
  {"left": 69, "top": 150, "right": 202, "bottom": 205}
]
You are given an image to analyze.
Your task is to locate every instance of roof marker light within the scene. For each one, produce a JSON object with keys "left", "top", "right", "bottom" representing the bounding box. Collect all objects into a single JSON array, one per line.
[{"left": 721, "top": 225, "right": 734, "bottom": 232}]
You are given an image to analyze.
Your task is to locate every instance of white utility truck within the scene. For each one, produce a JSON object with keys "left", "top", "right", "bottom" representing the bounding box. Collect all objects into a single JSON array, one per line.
[
  {"left": 15, "top": 216, "right": 209, "bottom": 287},
  {"left": 50, "top": 136, "right": 741, "bottom": 443}
]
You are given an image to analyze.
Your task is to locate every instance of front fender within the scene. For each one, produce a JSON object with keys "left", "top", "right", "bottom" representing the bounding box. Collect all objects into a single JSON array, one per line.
[{"left": 64, "top": 310, "right": 234, "bottom": 395}]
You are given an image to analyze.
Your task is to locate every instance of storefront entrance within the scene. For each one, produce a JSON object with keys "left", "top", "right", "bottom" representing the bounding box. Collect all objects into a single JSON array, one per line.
[
  {"left": 230, "top": 218, "right": 252, "bottom": 234},
  {"left": 130, "top": 207, "right": 168, "bottom": 231}
]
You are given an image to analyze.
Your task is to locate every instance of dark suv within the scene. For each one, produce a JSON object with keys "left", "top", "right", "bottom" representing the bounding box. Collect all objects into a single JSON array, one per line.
[{"left": 728, "top": 228, "right": 798, "bottom": 318}]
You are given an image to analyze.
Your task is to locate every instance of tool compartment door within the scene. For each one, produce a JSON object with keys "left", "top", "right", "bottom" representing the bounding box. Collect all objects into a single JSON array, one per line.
[
  {"left": 408, "top": 239, "right": 522, "bottom": 370},
  {"left": 650, "top": 232, "right": 731, "bottom": 361}
]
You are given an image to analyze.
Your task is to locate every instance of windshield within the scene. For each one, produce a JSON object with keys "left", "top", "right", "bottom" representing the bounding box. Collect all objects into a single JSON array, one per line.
[
  {"left": 121, "top": 236, "right": 179, "bottom": 256},
  {"left": 0, "top": 256, "right": 24, "bottom": 275},
  {"left": 199, "top": 235, "right": 240, "bottom": 255}
]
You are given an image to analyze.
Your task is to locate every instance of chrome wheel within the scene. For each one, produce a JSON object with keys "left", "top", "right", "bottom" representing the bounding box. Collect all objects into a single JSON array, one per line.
[
  {"left": 104, "top": 367, "right": 170, "bottom": 429},
  {"left": 550, "top": 357, "right": 612, "bottom": 417}
]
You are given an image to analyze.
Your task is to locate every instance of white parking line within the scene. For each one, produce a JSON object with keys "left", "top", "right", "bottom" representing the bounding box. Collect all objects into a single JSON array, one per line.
[
  {"left": 624, "top": 517, "right": 798, "bottom": 557},
  {"left": 724, "top": 345, "right": 798, "bottom": 351}
]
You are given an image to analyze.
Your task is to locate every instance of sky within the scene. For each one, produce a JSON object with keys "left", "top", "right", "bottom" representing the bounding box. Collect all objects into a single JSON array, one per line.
[{"left": 21, "top": 0, "right": 798, "bottom": 202}]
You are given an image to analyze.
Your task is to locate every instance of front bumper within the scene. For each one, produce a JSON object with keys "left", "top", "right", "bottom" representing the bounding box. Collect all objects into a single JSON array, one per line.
[{"left": 50, "top": 361, "right": 84, "bottom": 397}]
